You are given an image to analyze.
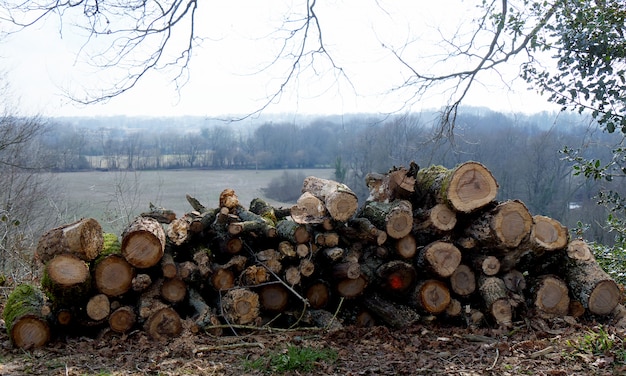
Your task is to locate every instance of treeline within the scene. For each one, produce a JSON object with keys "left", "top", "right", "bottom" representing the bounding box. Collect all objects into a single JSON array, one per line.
[{"left": 40, "top": 109, "right": 622, "bottom": 243}]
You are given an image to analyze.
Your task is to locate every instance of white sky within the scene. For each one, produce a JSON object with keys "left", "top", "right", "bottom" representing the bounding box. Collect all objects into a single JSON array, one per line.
[{"left": 0, "top": 1, "right": 561, "bottom": 118}]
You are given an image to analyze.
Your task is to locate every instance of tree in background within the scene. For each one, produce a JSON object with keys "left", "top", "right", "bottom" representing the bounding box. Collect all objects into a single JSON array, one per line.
[{"left": 0, "top": 79, "right": 63, "bottom": 279}]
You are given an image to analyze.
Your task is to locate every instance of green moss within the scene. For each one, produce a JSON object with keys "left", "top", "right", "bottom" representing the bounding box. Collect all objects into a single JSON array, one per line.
[
  {"left": 102, "top": 232, "right": 121, "bottom": 255},
  {"left": 3, "top": 284, "right": 46, "bottom": 334},
  {"left": 416, "top": 165, "right": 449, "bottom": 189}
]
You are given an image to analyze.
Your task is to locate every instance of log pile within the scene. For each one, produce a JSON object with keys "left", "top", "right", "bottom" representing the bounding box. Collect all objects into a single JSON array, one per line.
[{"left": 3, "top": 161, "right": 625, "bottom": 349}]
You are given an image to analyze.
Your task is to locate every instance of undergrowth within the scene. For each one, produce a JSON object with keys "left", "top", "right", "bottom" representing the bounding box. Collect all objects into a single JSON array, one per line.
[{"left": 243, "top": 344, "right": 338, "bottom": 374}]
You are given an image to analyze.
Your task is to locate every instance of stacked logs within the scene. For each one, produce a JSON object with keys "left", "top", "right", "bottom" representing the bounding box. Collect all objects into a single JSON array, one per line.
[{"left": 4, "top": 162, "right": 625, "bottom": 349}]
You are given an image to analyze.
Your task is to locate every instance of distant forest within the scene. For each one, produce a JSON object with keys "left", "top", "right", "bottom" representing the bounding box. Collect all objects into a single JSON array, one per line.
[{"left": 42, "top": 108, "right": 623, "bottom": 244}]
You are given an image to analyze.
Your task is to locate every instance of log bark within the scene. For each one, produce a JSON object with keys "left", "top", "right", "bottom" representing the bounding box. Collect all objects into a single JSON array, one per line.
[
  {"left": 42, "top": 253, "right": 91, "bottom": 305},
  {"left": 36, "top": 218, "right": 103, "bottom": 263},
  {"left": 363, "top": 293, "right": 420, "bottom": 329},
  {"left": 416, "top": 241, "right": 462, "bottom": 278},
  {"left": 108, "top": 305, "right": 136, "bottom": 333},
  {"left": 249, "top": 198, "right": 281, "bottom": 226},
  {"left": 449, "top": 264, "right": 476, "bottom": 297},
  {"left": 167, "top": 216, "right": 191, "bottom": 246},
  {"left": 414, "top": 203, "right": 458, "bottom": 234},
  {"left": 121, "top": 216, "right": 166, "bottom": 269},
  {"left": 364, "top": 163, "right": 417, "bottom": 202},
  {"left": 502, "top": 269, "right": 527, "bottom": 294},
  {"left": 302, "top": 176, "right": 359, "bottom": 222},
  {"left": 93, "top": 254, "right": 135, "bottom": 297},
  {"left": 412, "top": 279, "right": 451, "bottom": 314},
  {"left": 187, "top": 288, "right": 222, "bottom": 335},
  {"left": 3, "top": 284, "right": 51, "bottom": 349},
  {"left": 221, "top": 288, "right": 260, "bottom": 325},
  {"left": 415, "top": 161, "right": 498, "bottom": 213},
  {"left": 478, "top": 276, "right": 512, "bottom": 328},
  {"left": 340, "top": 218, "right": 388, "bottom": 246},
  {"left": 465, "top": 200, "right": 533, "bottom": 249},
  {"left": 160, "top": 252, "right": 178, "bottom": 279},
  {"left": 219, "top": 188, "right": 240, "bottom": 210},
  {"left": 565, "top": 242, "right": 621, "bottom": 315},
  {"left": 530, "top": 275, "right": 570, "bottom": 318},
  {"left": 132, "top": 273, "right": 152, "bottom": 292},
  {"left": 276, "top": 220, "right": 311, "bottom": 244},
  {"left": 359, "top": 200, "right": 413, "bottom": 239},
  {"left": 241, "top": 265, "right": 271, "bottom": 286}
]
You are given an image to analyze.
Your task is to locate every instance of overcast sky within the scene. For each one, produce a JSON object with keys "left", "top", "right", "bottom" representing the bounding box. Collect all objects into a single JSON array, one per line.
[{"left": 0, "top": 1, "right": 561, "bottom": 118}]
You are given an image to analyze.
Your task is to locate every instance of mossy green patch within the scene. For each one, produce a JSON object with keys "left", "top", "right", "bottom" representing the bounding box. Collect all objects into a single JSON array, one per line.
[{"left": 3, "top": 284, "right": 47, "bottom": 334}]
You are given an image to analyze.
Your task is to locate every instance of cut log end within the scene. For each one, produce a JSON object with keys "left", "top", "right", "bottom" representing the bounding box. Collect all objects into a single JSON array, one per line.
[
  {"left": 531, "top": 215, "right": 569, "bottom": 251},
  {"left": 414, "top": 280, "right": 451, "bottom": 314},
  {"left": 10, "top": 316, "right": 51, "bottom": 349},
  {"left": 222, "top": 288, "right": 260, "bottom": 325},
  {"left": 447, "top": 162, "right": 498, "bottom": 213},
  {"left": 589, "top": 280, "right": 621, "bottom": 315}
]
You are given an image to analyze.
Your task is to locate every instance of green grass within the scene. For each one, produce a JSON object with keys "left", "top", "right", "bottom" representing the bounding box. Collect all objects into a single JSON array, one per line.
[
  {"left": 566, "top": 325, "right": 619, "bottom": 356},
  {"left": 243, "top": 345, "right": 338, "bottom": 374}
]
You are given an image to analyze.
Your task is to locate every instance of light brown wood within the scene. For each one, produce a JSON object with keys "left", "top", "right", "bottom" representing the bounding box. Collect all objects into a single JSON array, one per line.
[
  {"left": 413, "top": 279, "right": 451, "bottom": 314},
  {"left": 416, "top": 161, "right": 498, "bottom": 213},
  {"left": 36, "top": 218, "right": 103, "bottom": 263},
  {"left": 86, "top": 293, "right": 110, "bottom": 321},
  {"left": 160, "top": 252, "right": 177, "bottom": 279},
  {"left": 531, "top": 275, "right": 570, "bottom": 318},
  {"left": 449, "top": 264, "right": 476, "bottom": 297},
  {"left": 109, "top": 306, "right": 136, "bottom": 333},
  {"left": 290, "top": 191, "right": 328, "bottom": 224},
  {"left": 530, "top": 215, "right": 569, "bottom": 252},
  {"left": 219, "top": 188, "right": 240, "bottom": 210},
  {"left": 93, "top": 254, "right": 134, "bottom": 297},
  {"left": 241, "top": 265, "right": 271, "bottom": 286},
  {"left": 221, "top": 288, "right": 260, "bottom": 325},
  {"left": 4, "top": 285, "right": 51, "bottom": 349},
  {"left": 160, "top": 278, "right": 187, "bottom": 304},
  {"left": 144, "top": 307, "right": 182, "bottom": 341},
  {"left": 302, "top": 176, "right": 359, "bottom": 222},
  {"left": 565, "top": 246, "right": 621, "bottom": 315},
  {"left": 465, "top": 200, "right": 533, "bottom": 249},
  {"left": 42, "top": 253, "right": 91, "bottom": 305},
  {"left": 121, "top": 216, "right": 166, "bottom": 268},
  {"left": 359, "top": 200, "right": 413, "bottom": 239},
  {"left": 473, "top": 255, "right": 501, "bottom": 276},
  {"left": 394, "top": 234, "right": 417, "bottom": 259},
  {"left": 416, "top": 241, "right": 462, "bottom": 278},
  {"left": 167, "top": 216, "right": 191, "bottom": 246}
]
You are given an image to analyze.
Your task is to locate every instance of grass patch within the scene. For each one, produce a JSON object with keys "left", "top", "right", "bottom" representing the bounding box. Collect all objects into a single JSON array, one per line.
[
  {"left": 243, "top": 344, "right": 338, "bottom": 374},
  {"left": 566, "top": 325, "right": 619, "bottom": 356}
]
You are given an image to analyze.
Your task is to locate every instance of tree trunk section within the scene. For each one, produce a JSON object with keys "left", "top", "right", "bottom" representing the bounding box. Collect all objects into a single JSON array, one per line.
[
  {"left": 121, "top": 216, "right": 166, "bottom": 268},
  {"left": 376, "top": 260, "right": 416, "bottom": 294},
  {"left": 276, "top": 220, "right": 311, "bottom": 244},
  {"left": 412, "top": 279, "right": 451, "bottom": 314},
  {"left": 359, "top": 200, "right": 413, "bottom": 239},
  {"left": 394, "top": 234, "right": 417, "bottom": 259},
  {"left": 530, "top": 215, "right": 569, "bottom": 252},
  {"left": 144, "top": 307, "right": 183, "bottom": 341},
  {"left": 565, "top": 245, "right": 621, "bottom": 315},
  {"left": 290, "top": 192, "right": 328, "bottom": 224},
  {"left": 336, "top": 275, "right": 368, "bottom": 298},
  {"left": 416, "top": 241, "right": 462, "bottom": 278},
  {"left": 472, "top": 255, "right": 501, "bottom": 276},
  {"left": 259, "top": 284, "right": 290, "bottom": 312},
  {"left": 42, "top": 254, "right": 91, "bottom": 305},
  {"left": 93, "top": 254, "right": 135, "bottom": 297},
  {"left": 36, "top": 218, "right": 103, "bottom": 263},
  {"left": 530, "top": 275, "right": 570, "bottom": 318},
  {"left": 465, "top": 200, "right": 533, "bottom": 249},
  {"left": 449, "top": 264, "right": 476, "bottom": 297},
  {"left": 363, "top": 294, "right": 420, "bottom": 329},
  {"left": 478, "top": 276, "right": 512, "bottom": 328},
  {"left": 415, "top": 161, "right": 498, "bottom": 213},
  {"left": 3, "top": 284, "right": 51, "bottom": 349},
  {"left": 160, "top": 278, "right": 187, "bottom": 304},
  {"left": 221, "top": 288, "right": 260, "bottom": 325},
  {"left": 414, "top": 203, "right": 458, "bottom": 235},
  {"left": 302, "top": 176, "right": 359, "bottom": 222},
  {"left": 306, "top": 281, "right": 331, "bottom": 309},
  {"left": 340, "top": 218, "right": 388, "bottom": 246},
  {"left": 109, "top": 306, "right": 136, "bottom": 333},
  {"left": 86, "top": 293, "right": 110, "bottom": 322}
]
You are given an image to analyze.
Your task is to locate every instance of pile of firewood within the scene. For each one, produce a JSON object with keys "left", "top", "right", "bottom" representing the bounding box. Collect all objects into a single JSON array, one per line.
[{"left": 4, "top": 161, "right": 626, "bottom": 349}]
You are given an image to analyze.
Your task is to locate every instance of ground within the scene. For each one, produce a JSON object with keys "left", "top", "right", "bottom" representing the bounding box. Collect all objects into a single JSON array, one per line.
[{"left": 1, "top": 306, "right": 626, "bottom": 376}]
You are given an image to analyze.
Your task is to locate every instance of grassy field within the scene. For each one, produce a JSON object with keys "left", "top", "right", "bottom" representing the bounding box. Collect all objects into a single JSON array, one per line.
[{"left": 55, "top": 168, "right": 333, "bottom": 233}]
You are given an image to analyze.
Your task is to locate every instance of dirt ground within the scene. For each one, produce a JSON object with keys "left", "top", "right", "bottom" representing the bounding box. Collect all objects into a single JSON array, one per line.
[{"left": 1, "top": 306, "right": 625, "bottom": 376}]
